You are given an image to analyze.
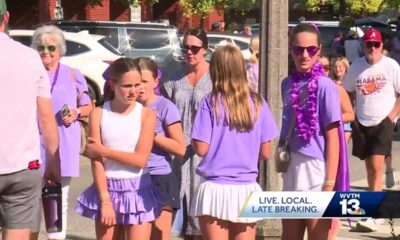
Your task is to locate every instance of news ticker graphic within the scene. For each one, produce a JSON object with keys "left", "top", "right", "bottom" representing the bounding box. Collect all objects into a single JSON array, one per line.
[{"left": 239, "top": 191, "right": 400, "bottom": 219}]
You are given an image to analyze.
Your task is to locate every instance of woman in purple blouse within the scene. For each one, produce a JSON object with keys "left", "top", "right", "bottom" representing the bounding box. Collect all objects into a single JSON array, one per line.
[
  {"left": 31, "top": 25, "right": 93, "bottom": 240},
  {"left": 190, "top": 45, "right": 278, "bottom": 239}
]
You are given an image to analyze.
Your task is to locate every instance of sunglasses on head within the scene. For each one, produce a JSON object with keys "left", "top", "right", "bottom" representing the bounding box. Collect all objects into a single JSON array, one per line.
[
  {"left": 291, "top": 45, "right": 319, "bottom": 57},
  {"left": 182, "top": 45, "right": 203, "bottom": 54},
  {"left": 366, "top": 41, "right": 381, "bottom": 49},
  {"left": 37, "top": 45, "right": 57, "bottom": 53}
]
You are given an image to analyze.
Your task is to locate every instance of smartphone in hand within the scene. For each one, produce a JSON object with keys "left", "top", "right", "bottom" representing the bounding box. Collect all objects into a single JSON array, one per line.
[{"left": 61, "top": 104, "right": 71, "bottom": 118}]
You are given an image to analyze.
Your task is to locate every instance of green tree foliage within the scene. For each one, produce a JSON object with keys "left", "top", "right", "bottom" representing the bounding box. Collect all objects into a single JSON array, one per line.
[
  {"left": 85, "top": 0, "right": 158, "bottom": 8},
  {"left": 179, "top": 0, "right": 258, "bottom": 17},
  {"left": 300, "top": 0, "right": 397, "bottom": 17}
]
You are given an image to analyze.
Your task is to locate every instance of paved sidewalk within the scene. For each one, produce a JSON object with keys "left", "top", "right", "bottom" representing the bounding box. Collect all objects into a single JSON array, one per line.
[{"left": 33, "top": 147, "right": 400, "bottom": 240}]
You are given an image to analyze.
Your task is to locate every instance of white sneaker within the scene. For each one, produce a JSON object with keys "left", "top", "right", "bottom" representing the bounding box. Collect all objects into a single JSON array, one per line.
[
  {"left": 356, "top": 218, "right": 385, "bottom": 232},
  {"left": 385, "top": 170, "right": 396, "bottom": 188}
]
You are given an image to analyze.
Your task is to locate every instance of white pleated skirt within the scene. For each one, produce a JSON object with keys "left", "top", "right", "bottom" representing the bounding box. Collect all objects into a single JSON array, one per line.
[
  {"left": 190, "top": 180, "right": 262, "bottom": 223},
  {"left": 282, "top": 151, "right": 325, "bottom": 191}
]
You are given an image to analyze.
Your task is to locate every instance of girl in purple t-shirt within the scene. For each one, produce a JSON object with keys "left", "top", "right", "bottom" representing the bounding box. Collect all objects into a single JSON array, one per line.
[
  {"left": 136, "top": 57, "right": 186, "bottom": 240},
  {"left": 280, "top": 23, "right": 341, "bottom": 240},
  {"left": 190, "top": 45, "right": 279, "bottom": 239}
]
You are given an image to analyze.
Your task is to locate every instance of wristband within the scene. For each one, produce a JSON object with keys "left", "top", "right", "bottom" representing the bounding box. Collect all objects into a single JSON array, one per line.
[
  {"left": 323, "top": 180, "right": 336, "bottom": 187},
  {"left": 99, "top": 192, "right": 110, "bottom": 202}
]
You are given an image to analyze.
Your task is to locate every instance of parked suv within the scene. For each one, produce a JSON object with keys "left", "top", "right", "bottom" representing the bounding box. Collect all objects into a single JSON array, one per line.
[
  {"left": 49, "top": 20, "right": 184, "bottom": 79},
  {"left": 10, "top": 30, "right": 121, "bottom": 103}
]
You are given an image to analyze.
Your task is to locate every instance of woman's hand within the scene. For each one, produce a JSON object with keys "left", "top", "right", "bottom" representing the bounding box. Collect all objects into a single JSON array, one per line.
[
  {"left": 85, "top": 137, "right": 105, "bottom": 159},
  {"left": 62, "top": 108, "right": 80, "bottom": 126},
  {"left": 100, "top": 203, "right": 116, "bottom": 226}
]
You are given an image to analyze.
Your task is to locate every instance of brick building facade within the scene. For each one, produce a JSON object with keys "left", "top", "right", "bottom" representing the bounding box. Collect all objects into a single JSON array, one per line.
[{"left": 7, "top": 0, "right": 223, "bottom": 32}]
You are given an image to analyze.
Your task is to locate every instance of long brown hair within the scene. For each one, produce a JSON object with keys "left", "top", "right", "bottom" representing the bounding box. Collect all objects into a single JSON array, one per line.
[{"left": 209, "top": 45, "right": 262, "bottom": 132}]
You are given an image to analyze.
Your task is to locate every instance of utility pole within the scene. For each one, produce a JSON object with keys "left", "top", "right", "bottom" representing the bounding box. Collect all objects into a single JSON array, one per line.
[{"left": 257, "top": 0, "right": 288, "bottom": 238}]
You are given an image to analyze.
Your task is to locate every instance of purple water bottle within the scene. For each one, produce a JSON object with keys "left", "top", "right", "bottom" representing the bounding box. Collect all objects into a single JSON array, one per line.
[{"left": 42, "top": 183, "right": 62, "bottom": 233}]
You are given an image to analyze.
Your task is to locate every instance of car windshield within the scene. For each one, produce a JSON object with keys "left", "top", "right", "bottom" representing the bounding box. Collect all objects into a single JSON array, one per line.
[
  {"left": 126, "top": 29, "right": 170, "bottom": 49},
  {"left": 98, "top": 38, "right": 123, "bottom": 56}
]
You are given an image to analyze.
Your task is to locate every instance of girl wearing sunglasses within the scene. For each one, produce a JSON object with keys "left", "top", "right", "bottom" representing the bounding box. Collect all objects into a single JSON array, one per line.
[
  {"left": 30, "top": 25, "right": 93, "bottom": 240},
  {"left": 280, "top": 23, "right": 345, "bottom": 240}
]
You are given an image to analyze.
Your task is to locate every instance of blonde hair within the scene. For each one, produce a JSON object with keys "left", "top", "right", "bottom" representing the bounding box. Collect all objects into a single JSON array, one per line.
[
  {"left": 333, "top": 57, "right": 350, "bottom": 82},
  {"left": 209, "top": 45, "right": 262, "bottom": 132},
  {"left": 248, "top": 35, "right": 260, "bottom": 63}
]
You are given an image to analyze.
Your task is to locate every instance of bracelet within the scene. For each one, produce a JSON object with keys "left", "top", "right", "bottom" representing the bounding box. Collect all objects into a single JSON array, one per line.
[
  {"left": 99, "top": 192, "right": 110, "bottom": 201},
  {"left": 101, "top": 202, "right": 112, "bottom": 207},
  {"left": 323, "top": 180, "right": 336, "bottom": 187}
]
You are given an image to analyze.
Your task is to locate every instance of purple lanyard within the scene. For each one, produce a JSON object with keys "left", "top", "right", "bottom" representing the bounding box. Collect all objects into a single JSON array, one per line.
[{"left": 50, "top": 63, "right": 60, "bottom": 94}]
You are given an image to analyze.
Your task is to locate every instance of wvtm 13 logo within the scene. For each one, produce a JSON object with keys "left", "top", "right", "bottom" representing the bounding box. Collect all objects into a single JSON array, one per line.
[{"left": 338, "top": 193, "right": 366, "bottom": 216}]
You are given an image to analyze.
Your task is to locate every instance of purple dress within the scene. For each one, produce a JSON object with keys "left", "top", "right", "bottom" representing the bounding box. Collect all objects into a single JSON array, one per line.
[{"left": 40, "top": 64, "right": 91, "bottom": 177}]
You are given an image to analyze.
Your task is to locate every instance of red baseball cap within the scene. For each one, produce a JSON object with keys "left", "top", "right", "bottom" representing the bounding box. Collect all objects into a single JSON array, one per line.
[{"left": 363, "top": 29, "right": 382, "bottom": 43}]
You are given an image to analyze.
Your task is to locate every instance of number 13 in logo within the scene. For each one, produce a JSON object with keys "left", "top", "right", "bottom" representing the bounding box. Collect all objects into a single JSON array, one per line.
[{"left": 339, "top": 199, "right": 366, "bottom": 215}]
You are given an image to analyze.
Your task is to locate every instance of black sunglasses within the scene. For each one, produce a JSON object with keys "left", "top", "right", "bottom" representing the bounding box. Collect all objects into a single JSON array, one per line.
[
  {"left": 291, "top": 45, "right": 319, "bottom": 57},
  {"left": 182, "top": 45, "right": 203, "bottom": 54},
  {"left": 37, "top": 45, "right": 57, "bottom": 53},
  {"left": 366, "top": 41, "right": 381, "bottom": 49}
]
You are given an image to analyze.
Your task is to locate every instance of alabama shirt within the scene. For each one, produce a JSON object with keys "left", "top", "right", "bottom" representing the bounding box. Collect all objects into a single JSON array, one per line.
[{"left": 343, "top": 56, "right": 400, "bottom": 126}]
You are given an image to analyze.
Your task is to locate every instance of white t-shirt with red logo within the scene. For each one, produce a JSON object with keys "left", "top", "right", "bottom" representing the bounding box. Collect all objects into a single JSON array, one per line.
[{"left": 343, "top": 56, "right": 400, "bottom": 126}]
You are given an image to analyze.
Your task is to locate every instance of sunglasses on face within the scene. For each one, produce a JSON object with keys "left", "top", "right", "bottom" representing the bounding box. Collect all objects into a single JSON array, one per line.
[
  {"left": 291, "top": 45, "right": 319, "bottom": 57},
  {"left": 366, "top": 41, "right": 381, "bottom": 49},
  {"left": 323, "top": 65, "right": 330, "bottom": 71},
  {"left": 182, "top": 45, "right": 203, "bottom": 54},
  {"left": 37, "top": 45, "right": 57, "bottom": 53}
]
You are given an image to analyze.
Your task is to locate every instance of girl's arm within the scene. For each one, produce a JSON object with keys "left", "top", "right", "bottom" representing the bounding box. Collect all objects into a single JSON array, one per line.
[
  {"left": 338, "top": 85, "right": 355, "bottom": 123},
  {"left": 94, "top": 107, "right": 156, "bottom": 168},
  {"left": 259, "top": 141, "right": 272, "bottom": 160},
  {"left": 85, "top": 107, "right": 115, "bottom": 225},
  {"left": 323, "top": 122, "right": 340, "bottom": 191},
  {"left": 191, "top": 139, "right": 209, "bottom": 157},
  {"left": 154, "top": 122, "right": 186, "bottom": 159}
]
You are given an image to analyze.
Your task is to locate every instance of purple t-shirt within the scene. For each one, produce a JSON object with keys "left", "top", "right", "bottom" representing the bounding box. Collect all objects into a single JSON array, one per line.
[
  {"left": 40, "top": 64, "right": 91, "bottom": 177},
  {"left": 280, "top": 75, "right": 341, "bottom": 160},
  {"left": 191, "top": 95, "right": 279, "bottom": 184},
  {"left": 146, "top": 96, "right": 182, "bottom": 175}
]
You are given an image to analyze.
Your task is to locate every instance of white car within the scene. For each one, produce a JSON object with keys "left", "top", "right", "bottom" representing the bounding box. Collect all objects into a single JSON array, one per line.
[
  {"left": 9, "top": 30, "right": 122, "bottom": 103},
  {"left": 207, "top": 32, "right": 252, "bottom": 60}
]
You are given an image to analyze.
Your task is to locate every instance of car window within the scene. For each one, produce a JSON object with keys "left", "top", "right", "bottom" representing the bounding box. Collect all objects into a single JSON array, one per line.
[
  {"left": 233, "top": 40, "right": 249, "bottom": 50},
  {"left": 65, "top": 40, "right": 90, "bottom": 56},
  {"left": 98, "top": 38, "right": 122, "bottom": 56},
  {"left": 126, "top": 29, "right": 170, "bottom": 49},
  {"left": 12, "top": 36, "right": 32, "bottom": 47},
  {"left": 318, "top": 27, "right": 341, "bottom": 49},
  {"left": 59, "top": 26, "right": 120, "bottom": 49},
  {"left": 208, "top": 37, "right": 233, "bottom": 49}
]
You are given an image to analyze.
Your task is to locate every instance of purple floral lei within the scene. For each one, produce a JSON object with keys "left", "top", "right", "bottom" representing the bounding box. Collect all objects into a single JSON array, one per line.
[{"left": 290, "top": 61, "right": 324, "bottom": 141}]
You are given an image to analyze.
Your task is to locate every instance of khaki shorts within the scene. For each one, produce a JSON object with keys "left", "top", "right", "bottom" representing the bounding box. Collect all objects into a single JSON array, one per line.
[{"left": 0, "top": 168, "right": 41, "bottom": 229}]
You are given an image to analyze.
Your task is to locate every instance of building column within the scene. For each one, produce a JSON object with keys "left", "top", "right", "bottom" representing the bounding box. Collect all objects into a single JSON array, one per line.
[{"left": 257, "top": 0, "right": 288, "bottom": 238}]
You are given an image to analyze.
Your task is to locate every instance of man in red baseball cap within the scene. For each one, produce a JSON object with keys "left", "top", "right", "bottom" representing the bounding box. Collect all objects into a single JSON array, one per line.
[{"left": 343, "top": 28, "right": 400, "bottom": 232}]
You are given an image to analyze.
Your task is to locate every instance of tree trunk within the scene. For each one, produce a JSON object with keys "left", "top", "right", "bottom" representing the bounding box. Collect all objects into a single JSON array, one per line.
[{"left": 339, "top": 0, "right": 346, "bottom": 16}]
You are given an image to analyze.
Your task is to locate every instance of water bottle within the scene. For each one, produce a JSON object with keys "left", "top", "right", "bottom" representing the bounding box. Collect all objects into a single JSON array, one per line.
[{"left": 42, "top": 183, "right": 62, "bottom": 233}]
